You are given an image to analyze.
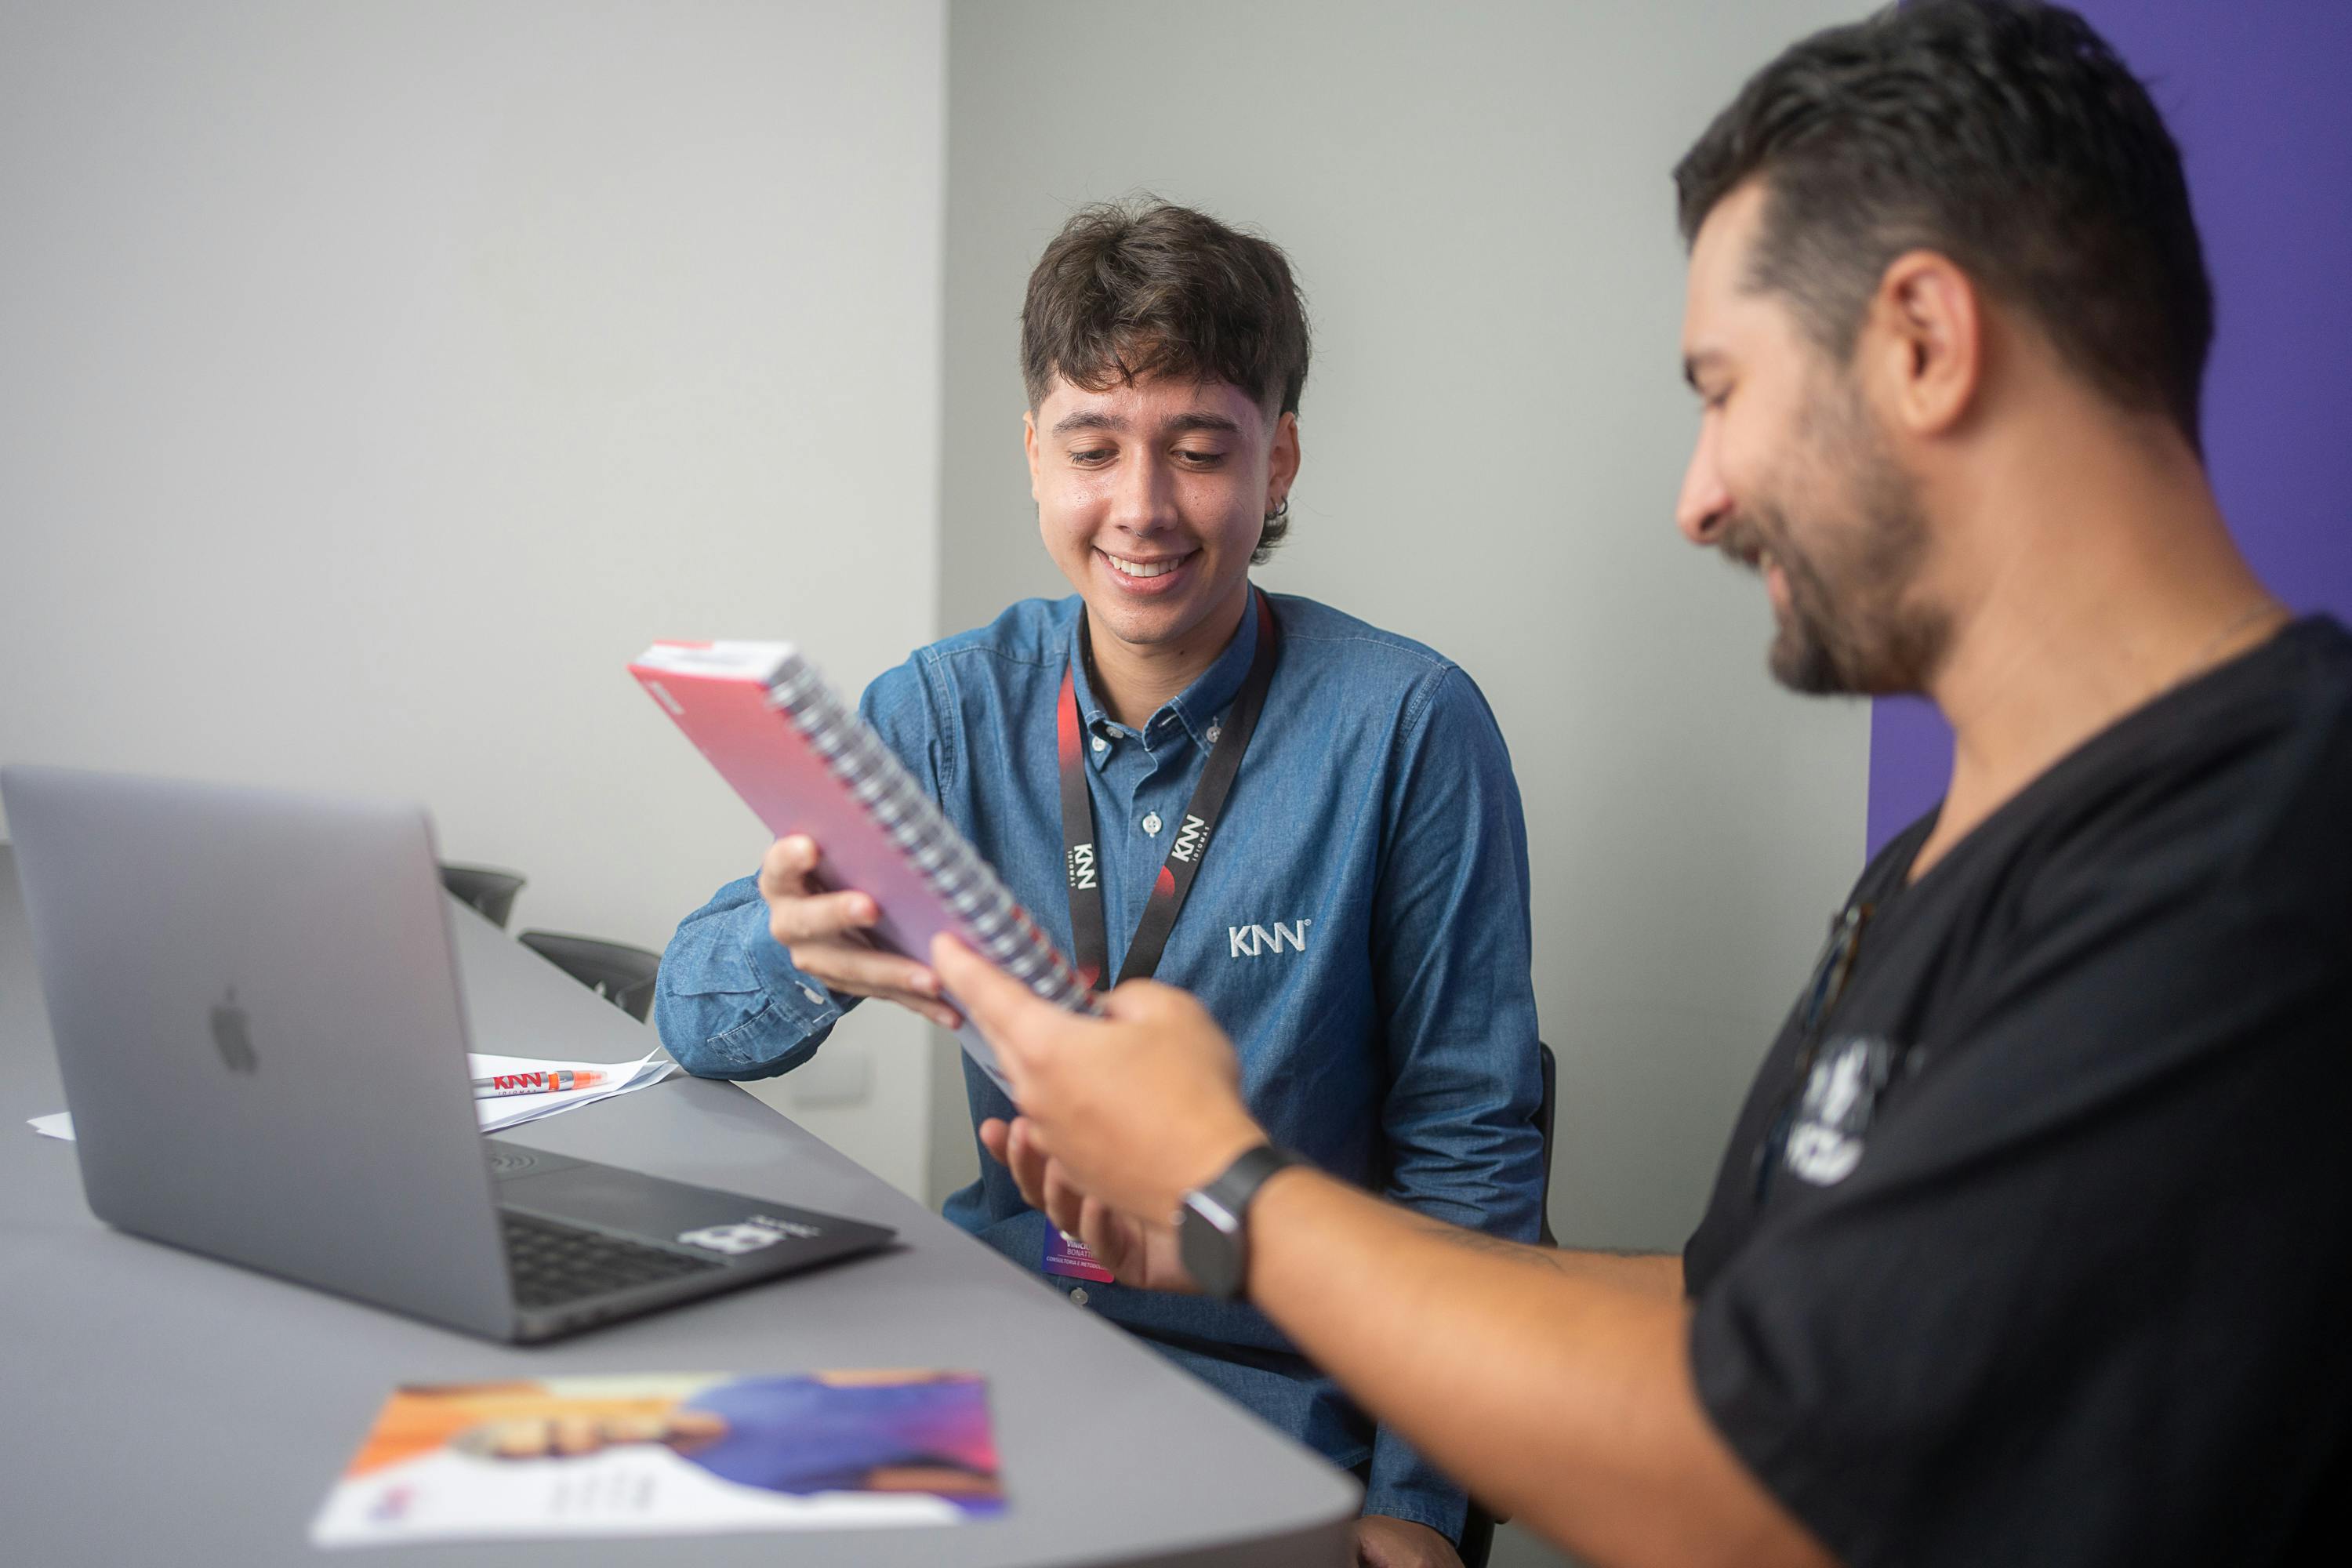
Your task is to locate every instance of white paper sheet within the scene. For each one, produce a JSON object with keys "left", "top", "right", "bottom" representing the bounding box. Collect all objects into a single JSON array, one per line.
[
  {"left": 27, "top": 1050, "right": 678, "bottom": 1143},
  {"left": 469, "top": 1047, "right": 679, "bottom": 1133}
]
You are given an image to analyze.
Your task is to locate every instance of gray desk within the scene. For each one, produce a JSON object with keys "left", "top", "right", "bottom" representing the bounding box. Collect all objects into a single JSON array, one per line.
[{"left": 0, "top": 847, "right": 1356, "bottom": 1566}]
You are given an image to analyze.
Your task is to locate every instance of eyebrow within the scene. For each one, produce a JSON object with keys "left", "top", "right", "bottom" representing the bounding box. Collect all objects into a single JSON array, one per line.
[
  {"left": 1049, "top": 409, "right": 1245, "bottom": 437},
  {"left": 1165, "top": 412, "right": 1243, "bottom": 435}
]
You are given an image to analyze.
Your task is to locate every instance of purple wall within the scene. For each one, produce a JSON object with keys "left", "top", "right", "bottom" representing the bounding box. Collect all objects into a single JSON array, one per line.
[{"left": 1865, "top": 0, "right": 2352, "bottom": 854}]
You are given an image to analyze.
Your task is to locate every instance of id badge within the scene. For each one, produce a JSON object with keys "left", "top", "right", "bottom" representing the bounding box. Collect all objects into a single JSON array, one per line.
[{"left": 1043, "top": 1226, "right": 1115, "bottom": 1283}]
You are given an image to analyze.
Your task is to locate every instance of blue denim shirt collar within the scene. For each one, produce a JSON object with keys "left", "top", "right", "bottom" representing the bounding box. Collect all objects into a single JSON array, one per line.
[{"left": 1066, "top": 583, "right": 1261, "bottom": 762}]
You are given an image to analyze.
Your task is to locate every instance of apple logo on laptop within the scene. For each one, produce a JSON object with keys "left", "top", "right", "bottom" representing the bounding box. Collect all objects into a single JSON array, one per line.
[{"left": 209, "top": 986, "right": 260, "bottom": 1075}]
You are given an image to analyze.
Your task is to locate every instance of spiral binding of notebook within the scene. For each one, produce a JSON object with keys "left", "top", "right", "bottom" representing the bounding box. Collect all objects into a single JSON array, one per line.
[{"left": 763, "top": 655, "right": 1101, "bottom": 1015}]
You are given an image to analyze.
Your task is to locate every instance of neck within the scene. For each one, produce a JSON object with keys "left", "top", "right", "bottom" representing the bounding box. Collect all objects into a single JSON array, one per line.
[
  {"left": 1087, "top": 582, "right": 1252, "bottom": 729},
  {"left": 1911, "top": 409, "right": 2283, "bottom": 880}
]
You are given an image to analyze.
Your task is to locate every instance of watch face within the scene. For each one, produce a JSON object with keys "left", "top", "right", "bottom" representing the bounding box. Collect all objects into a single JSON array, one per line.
[{"left": 1178, "top": 1192, "right": 1247, "bottom": 1300}]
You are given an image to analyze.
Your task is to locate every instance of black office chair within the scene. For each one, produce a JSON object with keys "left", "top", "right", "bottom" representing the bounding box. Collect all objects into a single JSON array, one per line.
[
  {"left": 515, "top": 930, "right": 660, "bottom": 1022},
  {"left": 438, "top": 862, "right": 527, "bottom": 930},
  {"left": 1457, "top": 1040, "right": 1562, "bottom": 1568}
]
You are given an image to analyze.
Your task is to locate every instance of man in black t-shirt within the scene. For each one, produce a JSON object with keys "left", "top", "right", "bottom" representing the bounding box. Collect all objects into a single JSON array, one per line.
[
  {"left": 1677, "top": 616, "right": 2352, "bottom": 1564},
  {"left": 922, "top": 4, "right": 2352, "bottom": 1566}
]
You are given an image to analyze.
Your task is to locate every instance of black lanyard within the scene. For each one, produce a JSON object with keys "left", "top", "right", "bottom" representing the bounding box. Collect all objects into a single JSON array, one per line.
[{"left": 1057, "top": 591, "right": 1280, "bottom": 991}]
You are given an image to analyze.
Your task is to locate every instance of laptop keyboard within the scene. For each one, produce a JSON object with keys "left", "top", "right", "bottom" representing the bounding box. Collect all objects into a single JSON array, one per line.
[{"left": 500, "top": 1210, "right": 723, "bottom": 1309}]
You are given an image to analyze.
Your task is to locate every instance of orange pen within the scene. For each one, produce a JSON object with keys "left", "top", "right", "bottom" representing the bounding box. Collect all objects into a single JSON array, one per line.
[{"left": 471, "top": 1069, "right": 610, "bottom": 1099}]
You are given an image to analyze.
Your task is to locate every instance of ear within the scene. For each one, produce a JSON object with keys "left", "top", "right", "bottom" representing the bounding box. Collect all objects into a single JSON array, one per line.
[
  {"left": 1266, "top": 411, "right": 1301, "bottom": 512},
  {"left": 1865, "top": 250, "right": 1982, "bottom": 438},
  {"left": 1023, "top": 410, "right": 1044, "bottom": 504}
]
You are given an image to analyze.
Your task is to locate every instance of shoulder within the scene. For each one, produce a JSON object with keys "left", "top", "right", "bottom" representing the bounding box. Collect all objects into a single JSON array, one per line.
[
  {"left": 2249, "top": 615, "right": 2352, "bottom": 781},
  {"left": 2000, "top": 616, "right": 2352, "bottom": 965},
  {"left": 1267, "top": 592, "right": 1457, "bottom": 676},
  {"left": 2122, "top": 618, "right": 2350, "bottom": 885},
  {"left": 913, "top": 596, "right": 1078, "bottom": 682},
  {"left": 2220, "top": 616, "right": 2352, "bottom": 931},
  {"left": 1265, "top": 592, "right": 1477, "bottom": 726},
  {"left": 922, "top": 595, "right": 1080, "bottom": 670},
  {"left": 862, "top": 596, "right": 1077, "bottom": 710}
]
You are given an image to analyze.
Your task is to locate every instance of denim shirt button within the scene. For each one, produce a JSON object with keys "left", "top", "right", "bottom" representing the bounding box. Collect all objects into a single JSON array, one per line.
[
  {"left": 1142, "top": 812, "right": 1163, "bottom": 837},
  {"left": 1091, "top": 735, "right": 1108, "bottom": 753},
  {"left": 1069, "top": 1287, "right": 1091, "bottom": 1306}
]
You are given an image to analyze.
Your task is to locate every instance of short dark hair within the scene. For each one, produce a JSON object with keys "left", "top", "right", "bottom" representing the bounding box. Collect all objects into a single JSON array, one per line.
[
  {"left": 1674, "top": 0, "right": 2212, "bottom": 443},
  {"left": 1022, "top": 200, "right": 1312, "bottom": 557}
]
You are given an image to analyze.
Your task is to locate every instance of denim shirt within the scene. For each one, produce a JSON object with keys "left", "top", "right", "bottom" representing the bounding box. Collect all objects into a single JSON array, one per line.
[{"left": 655, "top": 588, "right": 1546, "bottom": 1539}]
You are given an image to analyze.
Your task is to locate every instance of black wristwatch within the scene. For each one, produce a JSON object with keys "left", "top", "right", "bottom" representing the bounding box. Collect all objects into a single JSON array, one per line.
[{"left": 1178, "top": 1144, "right": 1304, "bottom": 1301}]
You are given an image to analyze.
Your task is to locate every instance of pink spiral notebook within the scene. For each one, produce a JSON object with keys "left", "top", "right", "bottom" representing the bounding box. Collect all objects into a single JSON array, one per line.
[{"left": 630, "top": 641, "right": 1098, "bottom": 1093}]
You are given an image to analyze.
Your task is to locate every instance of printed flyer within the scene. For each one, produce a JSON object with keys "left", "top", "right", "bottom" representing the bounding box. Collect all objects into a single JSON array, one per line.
[{"left": 310, "top": 1370, "right": 1003, "bottom": 1548}]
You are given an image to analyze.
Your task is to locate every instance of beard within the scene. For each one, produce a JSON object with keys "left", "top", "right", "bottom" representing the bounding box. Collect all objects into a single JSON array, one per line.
[{"left": 1720, "top": 387, "right": 1948, "bottom": 697}]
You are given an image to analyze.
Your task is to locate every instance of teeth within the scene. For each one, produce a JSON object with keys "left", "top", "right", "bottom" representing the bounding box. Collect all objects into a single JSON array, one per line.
[{"left": 1103, "top": 551, "right": 1187, "bottom": 579}]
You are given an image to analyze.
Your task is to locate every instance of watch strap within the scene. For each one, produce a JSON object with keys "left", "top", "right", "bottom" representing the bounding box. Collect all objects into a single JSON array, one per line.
[
  {"left": 1181, "top": 1143, "right": 1303, "bottom": 1301},
  {"left": 1196, "top": 1143, "right": 1302, "bottom": 1228}
]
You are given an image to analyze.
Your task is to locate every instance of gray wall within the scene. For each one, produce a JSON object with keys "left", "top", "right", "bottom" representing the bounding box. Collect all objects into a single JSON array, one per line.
[
  {"left": 0, "top": 0, "right": 949, "bottom": 1192},
  {"left": 0, "top": 2, "right": 1879, "bottom": 1560},
  {"left": 936, "top": 0, "right": 1867, "bottom": 1234}
]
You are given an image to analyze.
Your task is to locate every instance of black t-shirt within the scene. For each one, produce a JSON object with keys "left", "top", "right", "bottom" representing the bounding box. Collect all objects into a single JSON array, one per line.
[{"left": 1684, "top": 616, "right": 2352, "bottom": 1567}]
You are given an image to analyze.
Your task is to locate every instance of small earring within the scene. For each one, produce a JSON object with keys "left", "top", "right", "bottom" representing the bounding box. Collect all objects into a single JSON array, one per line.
[{"left": 1265, "top": 496, "right": 1290, "bottom": 523}]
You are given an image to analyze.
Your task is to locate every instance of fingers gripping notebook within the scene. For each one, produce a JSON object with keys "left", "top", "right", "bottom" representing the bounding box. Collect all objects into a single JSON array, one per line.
[{"left": 630, "top": 641, "right": 1099, "bottom": 1094}]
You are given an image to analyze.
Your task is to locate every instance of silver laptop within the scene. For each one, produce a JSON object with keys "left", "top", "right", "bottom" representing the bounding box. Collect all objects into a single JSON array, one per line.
[{"left": 0, "top": 765, "right": 895, "bottom": 1342}]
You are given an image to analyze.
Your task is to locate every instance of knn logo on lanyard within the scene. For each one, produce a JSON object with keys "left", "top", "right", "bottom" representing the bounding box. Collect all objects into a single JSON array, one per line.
[{"left": 1056, "top": 590, "right": 1281, "bottom": 993}]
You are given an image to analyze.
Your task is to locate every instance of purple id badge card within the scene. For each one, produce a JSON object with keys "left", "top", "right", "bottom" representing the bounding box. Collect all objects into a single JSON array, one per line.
[{"left": 1043, "top": 1226, "right": 1116, "bottom": 1283}]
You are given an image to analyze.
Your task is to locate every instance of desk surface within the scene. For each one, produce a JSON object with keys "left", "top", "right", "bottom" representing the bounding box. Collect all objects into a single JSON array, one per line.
[{"left": 0, "top": 846, "right": 1356, "bottom": 1566}]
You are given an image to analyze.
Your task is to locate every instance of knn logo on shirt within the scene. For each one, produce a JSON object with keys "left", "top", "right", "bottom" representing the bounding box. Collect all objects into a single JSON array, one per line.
[
  {"left": 1783, "top": 1034, "right": 1904, "bottom": 1187},
  {"left": 1170, "top": 815, "right": 1210, "bottom": 864},
  {"left": 1230, "top": 919, "right": 1312, "bottom": 958},
  {"left": 1066, "top": 841, "right": 1098, "bottom": 890}
]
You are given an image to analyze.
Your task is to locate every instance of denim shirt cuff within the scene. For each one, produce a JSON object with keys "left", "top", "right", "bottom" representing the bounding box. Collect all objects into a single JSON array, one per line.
[
  {"left": 661, "top": 895, "right": 844, "bottom": 1079},
  {"left": 748, "top": 944, "right": 848, "bottom": 1026},
  {"left": 742, "top": 920, "right": 848, "bottom": 1035}
]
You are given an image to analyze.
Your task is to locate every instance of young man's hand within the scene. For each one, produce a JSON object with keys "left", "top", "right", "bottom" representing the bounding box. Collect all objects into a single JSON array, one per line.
[
  {"left": 981, "top": 1114, "right": 1200, "bottom": 1292},
  {"left": 1354, "top": 1515, "right": 1465, "bottom": 1568},
  {"left": 759, "top": 836, "right": 961, "bottom": 1029},
  {"left": 932, "top": 935, "right": 1265, "bottom": 1224}
]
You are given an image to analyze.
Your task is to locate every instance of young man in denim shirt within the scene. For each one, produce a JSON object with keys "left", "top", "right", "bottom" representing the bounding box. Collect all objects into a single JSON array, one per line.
[{"left": 655, "top": 200, "right": 1544, "bottom": 1568}]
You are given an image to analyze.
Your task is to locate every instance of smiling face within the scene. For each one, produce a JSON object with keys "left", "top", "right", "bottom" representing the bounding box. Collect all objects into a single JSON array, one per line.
[
  {"left": 1025, "top": 372, "right": 1298, "bottom": 662},
  {"left": 1675, "top": 181, "right": 1946, "bottom": 696}
]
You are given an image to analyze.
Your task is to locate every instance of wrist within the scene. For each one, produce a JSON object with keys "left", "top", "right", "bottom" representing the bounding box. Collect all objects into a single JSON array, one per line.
[
  {"left": 1167, "top": 1119, "right": 1269, "bottom": 1218},
  {"left": 1178, "top": 1141, "right": 1305, "bottom": 1301},
  {"left": 1234, "top": 1162, "right": 1315, "bottom": 1303}
]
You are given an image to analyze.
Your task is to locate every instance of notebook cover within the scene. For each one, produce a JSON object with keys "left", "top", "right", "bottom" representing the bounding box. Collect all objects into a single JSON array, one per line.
[{"left": 630, "top": 643, "right": 1074, "bottom": 1091}]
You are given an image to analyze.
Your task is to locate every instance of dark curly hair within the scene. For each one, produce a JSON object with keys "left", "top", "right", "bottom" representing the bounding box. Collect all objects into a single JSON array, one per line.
[
  {"left": 1675, "top": 0, "right": 2212, "bottom": 445},
  {"left": 1021, "top": 200, "right": 1311, "bottom": 560}
]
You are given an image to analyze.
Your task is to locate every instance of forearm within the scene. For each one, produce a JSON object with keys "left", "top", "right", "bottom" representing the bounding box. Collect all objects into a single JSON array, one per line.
[
  {"left": 656, "top": 884, "right": 844, "bottom": 1079},
  {"left": 1244, "top": 1171, "right": 1825, "bottom": 1568},
  {"left": 657, "top": 989, "right": 834, "bottom": 1080},
  {"left": 1532, "top": 1247, "right": 1686, "bottom": 1301},
  {"left": 1377, "top": 1142, "right": 1680, "bottom": 1296}
]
